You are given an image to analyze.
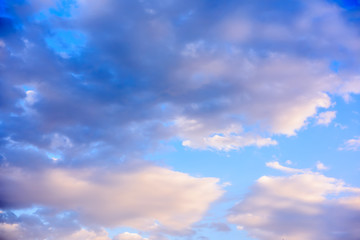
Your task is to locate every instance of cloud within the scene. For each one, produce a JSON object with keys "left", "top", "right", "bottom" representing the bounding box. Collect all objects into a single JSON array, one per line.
[
  {"left": 0, "top": 0, "right": 359, "bottom": 161},
  {"left": 0, "top": 164, "right": 223, "bottom": 233},
  {"left": 113, "top": 232, "right": 149, "bottom": 240},
  {"left": 265, "top": 161, "right": 305, "bottom": 174},
  {"left": 176, "top": 118, "right": 277, "bottom": 151},
  {"left": 316, "top": 161, "right": 329, "bottom": 171},
  {"left": 0, "top": 210, "right": 111, "bottom": 240},
  {"left": 228, "top": 171, "right": 360, "bottom": 240},
  {"left": 1, "top": 0, "right": 360, "bottom": 238},
  {"left": 339, "top": 136, "right": 360, "bottom": 151},
  {"left": 316, "top": 111, "right": 336, "bottom": 126}
]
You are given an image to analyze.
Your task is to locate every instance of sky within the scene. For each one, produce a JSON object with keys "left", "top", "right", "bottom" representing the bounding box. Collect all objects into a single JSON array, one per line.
[{"left": 0, "top": 0, "right": 360, "bottom": 239}]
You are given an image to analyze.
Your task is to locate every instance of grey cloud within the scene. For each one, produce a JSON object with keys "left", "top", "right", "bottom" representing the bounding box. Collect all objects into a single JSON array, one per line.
[{"left": 1, "top": 0, "right": 360, "bottom": 168}]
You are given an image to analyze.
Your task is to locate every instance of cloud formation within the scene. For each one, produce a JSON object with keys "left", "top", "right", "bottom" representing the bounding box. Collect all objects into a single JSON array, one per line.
[
  {"left": 1, "top": 0, "right": 360, "bottom": 239},
  {"left": 1, "top": 0, "right": 359, "bottom": 163},
  {"left": 113, "top": 232, "right": 149, "bottom": 240},
  {"left": 228, "top": 170, "right": 360, "bottom": 240},
  {"left": 339, "top": 136, "right": 360, "bottom": 151},
  {"left": 316, "top": 111, "right": 336, "bottom": 126},
  {"left": 0, "top": 164, "right": 223, "bottom": 236}
]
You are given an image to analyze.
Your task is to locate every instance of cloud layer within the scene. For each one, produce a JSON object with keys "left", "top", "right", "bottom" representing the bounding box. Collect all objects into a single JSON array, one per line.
[{"left": 1, "top": 0, "right": 360, "bottom": 239}]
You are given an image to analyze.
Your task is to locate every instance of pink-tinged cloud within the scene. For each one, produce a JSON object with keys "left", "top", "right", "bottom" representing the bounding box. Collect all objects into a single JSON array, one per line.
[
  {"left": 0, "top": 165, "right": 224, "bottom": 232},
  {"left": 228, "top": 171, "right": 360, "bottom": 240}
]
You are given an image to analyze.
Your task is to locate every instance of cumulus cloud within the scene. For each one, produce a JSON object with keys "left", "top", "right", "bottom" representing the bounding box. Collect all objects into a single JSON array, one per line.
[
  {"left": 113, "top": 232, "right": 149, "bottom": 240},
  {"left": 1, "top": 0, "right": 360, "bottom": 238},
  {"left": 0, "top": 0, "right": 359, "bottom": 162},
  {"left": 228, "top": 170, "right": 360, "bottom": 240},
  {"left": 176, "top": 118, "right": 277, "bottom": 151},
  {"left": 339, "top": 136, "right": 360, "bottom": 151},
  {"left": 316, "top": 111, "right": 336, "bottom": 126},
  {"left": 0, "top": 165, "right": 223, "bottom": 232}
]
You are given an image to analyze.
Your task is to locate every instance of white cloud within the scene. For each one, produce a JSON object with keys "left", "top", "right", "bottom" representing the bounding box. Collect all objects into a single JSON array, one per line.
[
  {"left": 337, "top": 76, "right": 360, "bottom": 102},
  {"left": 316, "top": 111, "right": 336, "bottom": 126},
  {"left": 316, "top": 161, "right": 328, "bottom": 171},
  {"left": 0, "top": 165, "right": 224, "bottom": 232},
  {"left": 66, "top": 229, "right": 110, "bottom": 240},
  {"left": 113, "top": 232, "right": 149, "bottom": 240},
  {"left": 176, "top": 117, "right": 277, "bottom": 151},
  {"left": 339, "top": 136, "right": 360, "bottom": 151},
  {"left": 228, "top": 171, "right": 360, "bottom": 240},
  {"left": 266, "top": 161, "right": 304, "bottom": 174}
]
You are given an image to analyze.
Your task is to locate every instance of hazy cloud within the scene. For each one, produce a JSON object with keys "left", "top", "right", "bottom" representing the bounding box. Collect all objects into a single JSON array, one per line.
[{"left": 339, "top": 136, "right": 360, "bottom": 151}]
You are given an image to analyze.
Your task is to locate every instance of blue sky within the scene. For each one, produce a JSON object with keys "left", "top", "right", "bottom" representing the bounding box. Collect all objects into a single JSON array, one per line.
[{"left": 1, "top": 0, "right": 360, "bottom": 240}]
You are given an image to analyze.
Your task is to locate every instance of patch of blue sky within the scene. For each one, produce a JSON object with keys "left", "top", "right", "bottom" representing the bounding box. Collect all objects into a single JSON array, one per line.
[
  {"left": 45, "top": 29, "right": 86, "bottom": 57},
  {"left": 46, "top": 152, "right": 62, "bottom": 162},
  {"left": 329, "top": 0, "right": 360, "bottom": 9},
  {"left": 330, "top": 60, "right": 341, "bottom": 73},
  {"left": 11, "top": 206, "right": 41, "bottom": 217},
  {"left": 49, "top": 0, "right": 78, "bottom": 18},
  {"left": 20, "top": 84, "right": 34, "bottom": 91}
]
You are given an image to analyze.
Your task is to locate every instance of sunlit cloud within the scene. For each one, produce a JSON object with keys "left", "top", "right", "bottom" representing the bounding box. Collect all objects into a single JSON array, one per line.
[{"left": 228, "top": 167, "right": 360, "bottom": 240}]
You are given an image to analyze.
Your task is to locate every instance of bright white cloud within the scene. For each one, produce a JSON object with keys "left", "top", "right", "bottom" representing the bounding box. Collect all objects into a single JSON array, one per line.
[
  {"left": 176, "top": 117, "right": 277, "bottom": 151},
  {"left": 337, "top": 76, "right": 360, "bottom": 102},
  {"left": 66, "top": 229, "right": 110, "bottom": 240},
  {"left": 316, "top": 111, "right": 336, "bottom": 126},
  {"left": 228, "top": 171, "right": 360, "bottom": 240},
  {"left": 265, "top": 161, "right": 305, "bottom": 174},
  {"left": 113, "top": 232, "right": 149, "bottom": 240},
  {"left": 339, "top": 136, "right": 360, "bottom": 151},
  {"left": 0, "top": 165, "right": 223, "bottom": 232}
]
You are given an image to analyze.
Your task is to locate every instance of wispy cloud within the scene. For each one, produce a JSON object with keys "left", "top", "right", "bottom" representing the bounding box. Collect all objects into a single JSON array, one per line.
[
  {"left": 266, "top": 161, "right": 305, "bottom": 174},
  {"left": 339, "top": 137, "right": 360, "bottom": 151}
]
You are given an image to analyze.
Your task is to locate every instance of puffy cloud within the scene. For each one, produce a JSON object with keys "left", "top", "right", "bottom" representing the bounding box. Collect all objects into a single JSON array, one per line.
[
  {"left": 0, "top": 165, "right": 224, "bottom": 232},
  {"left": 316, "top": 161, "right": 329, "bottom": 171},
  {"left": 176, "top": 117, "right": 277, "bottom": 151},
  {"left": 1, "top": 0, "right": 360, "bottom": 238},
  {"left": 339, "top": 136, "right": 360, "bottom": 151},
  {"left": 67, "top": 229, "right": 110, "bottom": 240},
  {"left": 0, "top": 0, "right": 359, "bottom": 162},
  {"left": 228, "top": 171, "right": 360, "bottom": 240},
  {"left": 113, "top": 232, "right": 149, "bottom": 240},
  {"left": 316, "top": 111, "right": 336, "bottom": 126}
]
